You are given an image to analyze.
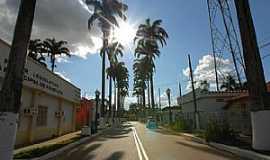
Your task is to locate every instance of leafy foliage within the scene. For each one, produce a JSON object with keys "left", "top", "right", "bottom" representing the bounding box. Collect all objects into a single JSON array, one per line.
[
  {"left": 28, "top": 39, "right": 46, "bottom": 66},
  {"left": 43, "top": 38, "right": 71, "bottom": 72},
  {"left": 205, "top": 119, "right": 237, "bottom": 144}
]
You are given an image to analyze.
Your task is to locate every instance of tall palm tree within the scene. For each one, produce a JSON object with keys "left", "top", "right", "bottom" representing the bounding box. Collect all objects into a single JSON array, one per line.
[
  {"left": 199, "top": 80, "right": 209, "bottom": 92},
  {"left": 106, "top": 42, "right": 124, "bottom": 118},
  {"left": 0, "top": 1, "right": 36, "bottom": 159},
  {"left": 28, "top": 39, "right": 46, "bottom": 66},
  {"left": 220, "top": 74, "right": 239, "bottom": 91},
  {"left": 115, "top": 62, "right": 129, "bottom": 116},
  {"left": 133, "top": 60, "right": 147, "bottom": 108},
  {"left": 134, "top": 18, "right": 168, "bottom": 109},
  {"left": 43, "top": 38, "right": 71, "bottom": 72},
  {"left": 86, "top": 0, "right": 128, "bottom": 117}
]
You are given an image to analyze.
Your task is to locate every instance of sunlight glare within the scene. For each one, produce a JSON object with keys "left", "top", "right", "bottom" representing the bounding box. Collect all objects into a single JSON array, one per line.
[{"left": 114, "top": 20, "right": 137, "bottom": 47}]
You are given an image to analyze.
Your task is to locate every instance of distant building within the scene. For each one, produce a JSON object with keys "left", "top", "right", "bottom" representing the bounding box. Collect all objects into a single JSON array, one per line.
[
  {"left": 178, "top": 88, "right": 242, "bottom": 113},
  {"left": 177, "top": 89, "right": 243, "bottom": 129},
  {"left": 161, "top": 106, "right": 181, "bottom": 124},
  {"left": 76, "top": 98, "right": 95, "bottom": 130},
  {"left": 224, "top": 82, "right": 270, "bottom": 135},
  {"left": 0, "top": 39, "right": 81, "bottom": 147}
]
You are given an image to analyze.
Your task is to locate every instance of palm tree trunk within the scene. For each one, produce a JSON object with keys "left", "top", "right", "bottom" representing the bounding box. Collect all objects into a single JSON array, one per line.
[
  {"left": 142, "top": 89, "right": 146, "bottom": 109},
  {"left": 150, "top": 73, "right": 155, "bottom": 109},
  {"left": 117, "top": 87, "right": 120, "bottom": 118},
  {"left": 51, "top": 57, "right": 55, "bottom": 72},
  {"left": 108, "top": 76, "right": 112, "bottom": 117},
  {"left": 101, "top": 51, "right": 106, "bottom": 117},
  {"left": 147, "top": 80, "right": 151, "bottom": 108},
  {"left": 0, "top": 1, "right": 36, "bottom": 159},
  {"left": 113, "top": 81, "right": 116, "bottom": 121}
]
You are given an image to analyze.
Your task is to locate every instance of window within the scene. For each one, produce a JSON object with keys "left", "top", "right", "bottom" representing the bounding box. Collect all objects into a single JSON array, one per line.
[
  {"left": 216, "top": 98, "right": 224, "bottom": 102},
  {"left": 37, "top": 106, "right": 48, "bottom": 127}
]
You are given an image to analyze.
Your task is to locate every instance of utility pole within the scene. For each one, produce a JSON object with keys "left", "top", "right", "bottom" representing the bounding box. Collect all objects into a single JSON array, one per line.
[
  {"left": 158, "top": 88, "right": 161, "bottom": 109},
  {"left": 234, "top": 0, "right": 269, "bottom": 110},
  {"left": 178, "top": 81, "right": 182, "bottom": 107},
  {"left": 188, "top": 54, "right": 200, "bottom": 130}
]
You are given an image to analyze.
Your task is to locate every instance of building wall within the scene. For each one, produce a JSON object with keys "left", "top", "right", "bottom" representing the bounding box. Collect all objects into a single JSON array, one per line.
[
  {"left": 0, "top": 39, "right": 80, "bottom": 147},
  {"left": 182, "top": 98, "right": 224, "bottom": 113}
]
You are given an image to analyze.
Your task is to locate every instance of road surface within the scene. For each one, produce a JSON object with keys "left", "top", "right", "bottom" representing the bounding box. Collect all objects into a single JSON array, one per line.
[{"left": 52, "top": 122, "right": 243, "bottom": 160}]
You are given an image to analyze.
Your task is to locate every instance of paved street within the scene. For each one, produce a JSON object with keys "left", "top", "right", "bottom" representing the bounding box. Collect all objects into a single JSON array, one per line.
[{"left": 52, "top": 122, "right": 243, "bottom": 160}]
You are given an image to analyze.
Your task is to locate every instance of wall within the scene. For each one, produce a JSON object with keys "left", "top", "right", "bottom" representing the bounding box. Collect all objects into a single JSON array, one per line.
[{"left": 0, "top": 39, "right": 80, "bottom": 146}]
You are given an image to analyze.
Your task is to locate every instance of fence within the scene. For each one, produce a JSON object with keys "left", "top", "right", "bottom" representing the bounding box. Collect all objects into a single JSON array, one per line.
[{"left": 179, "top": 111, "right": 251, "bottom": 135}]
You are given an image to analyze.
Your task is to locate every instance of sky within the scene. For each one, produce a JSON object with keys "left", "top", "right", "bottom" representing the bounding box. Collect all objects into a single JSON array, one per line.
[{"left": 0, "top": 0, "right": 270, "bottom": 109}]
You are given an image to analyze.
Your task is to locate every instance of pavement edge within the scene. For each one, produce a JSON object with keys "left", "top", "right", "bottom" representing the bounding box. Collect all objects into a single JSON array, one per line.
[{"left": 14, "top": 127, "right": 112, "bottom": 160}]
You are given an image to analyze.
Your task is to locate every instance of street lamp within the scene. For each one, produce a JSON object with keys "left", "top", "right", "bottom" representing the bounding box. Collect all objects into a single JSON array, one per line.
[
  {"left": 166, "top": 88, "right": 172, "bottom": 124},
  {"left": 94, "top": 89, "right": 100, "bottom": 134}
]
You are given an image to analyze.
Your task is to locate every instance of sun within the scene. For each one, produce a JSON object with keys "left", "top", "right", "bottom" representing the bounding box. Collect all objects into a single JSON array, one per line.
[{"left": 113, "top": 20, "right": 137, "bottom": 47}]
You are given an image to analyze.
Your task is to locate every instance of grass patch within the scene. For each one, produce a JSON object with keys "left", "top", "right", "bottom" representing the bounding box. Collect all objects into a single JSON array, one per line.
[{"left": 14, "top": 136, "right": 82, "bottom": 159}]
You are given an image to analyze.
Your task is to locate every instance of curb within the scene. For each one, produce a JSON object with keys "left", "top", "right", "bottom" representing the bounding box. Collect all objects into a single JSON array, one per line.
[
  {"left": 14, "top": 127, "right": 112, "bottom": 160},
  {"left": 159, "top": 126, "right": 206, "bottom": 144},
  {"left": 159, "top": 126, "right": 270, "bottom": 160},
  {"left": 209, "top": 142, "right": 270, "bottom": 160}
]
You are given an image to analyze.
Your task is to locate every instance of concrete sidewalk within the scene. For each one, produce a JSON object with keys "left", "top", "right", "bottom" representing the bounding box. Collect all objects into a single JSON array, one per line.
[{"left": 14, "top": 131, "right": 81, "bottom": 155}]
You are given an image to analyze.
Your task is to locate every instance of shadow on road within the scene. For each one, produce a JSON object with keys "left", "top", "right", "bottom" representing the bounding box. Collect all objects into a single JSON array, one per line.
[
  {"left": 153, "top": 127, "right": 181, "bottom": 136},
  {"left": 176, "top": 141, "right": 239, "bottom": 159},
  {"left": 96, "top": 124, "right": 132, "bottom": 141},
  {"left": 105, "top": 151, "right": 125, "bottom": 160},
  {"left": 55, "top": 143, "right": 102, "bottom": 160}
]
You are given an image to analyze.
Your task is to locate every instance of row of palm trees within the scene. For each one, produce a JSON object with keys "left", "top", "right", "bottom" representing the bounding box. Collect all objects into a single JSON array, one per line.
[
  {"left": 86, "top": 0, "right": 129, "bottom": 118},
  {"left": 28, "top": 38, "right": 71, "bottom": 72},
  {"left": 198, "top": 74, "right": 247, "bottom": 92},
  {"left": 106, "top": 43, "right": 129, "bottom": 118},
  {"left": 133, "top": 19, "right": 169, "bottom": 110}
]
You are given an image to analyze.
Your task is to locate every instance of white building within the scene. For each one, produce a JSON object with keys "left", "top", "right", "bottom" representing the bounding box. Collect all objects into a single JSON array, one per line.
[
  {"left": 177, "top": 89, "right": 243, "bottom": 129},
  {"left": 0, "top": 39, "right": 81, "bottom": 147}
]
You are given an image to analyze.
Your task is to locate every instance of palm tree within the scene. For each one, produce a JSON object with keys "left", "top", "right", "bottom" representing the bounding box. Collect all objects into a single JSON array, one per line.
[
  {"left": 106, "top": 42, "right": 124, "bottom": 118},
  {"left": 0, "top": 1, "right": 36, "bottom": 159},
  {"left": 28, "top": 39, "right": 46, "bottom": 66},
  {"left": 199, "top": 80, "right": 209, "bottom": 92},
  {"left": 134, "top": 18, "right": 168, "bottom": 109},
  {"left": 86, "top": 0, "right": 128, "bottom": 117},
  {"left": 43, "top": 38, "right": 71, "bottom": 72},
  {"left": 115, "top": 62, "right": 129, "bottom": 117},
  {"left": 220, "top": 74, "right": 239, "bottom": 91}
]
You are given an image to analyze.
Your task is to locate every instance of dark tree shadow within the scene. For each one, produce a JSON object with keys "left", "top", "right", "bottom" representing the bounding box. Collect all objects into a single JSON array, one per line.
[
  {"left": 56, "top": 143, "right": 102, "bottom": 160},
  {"left": 105, "top": 151, "right": 125, "bottom": 160},
  {"left": 176, "top": 141, "right": 239, "bottom": 159}
]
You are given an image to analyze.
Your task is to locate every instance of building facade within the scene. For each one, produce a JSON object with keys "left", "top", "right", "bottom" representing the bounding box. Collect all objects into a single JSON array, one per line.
[
  {"left": 0, "top": 39, "right": 81, "bottom": 147},
  {"left": 177, "top": 89, "right": 243, "bottom": 129},
  {"left": 76, "top": 98, "right": 95, "bottom": 130}
]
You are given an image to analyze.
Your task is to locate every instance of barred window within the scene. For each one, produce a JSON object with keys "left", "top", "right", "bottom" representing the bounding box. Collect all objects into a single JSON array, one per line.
[{"left": 37, "top": 106, "right": 48, "bottom": 127}]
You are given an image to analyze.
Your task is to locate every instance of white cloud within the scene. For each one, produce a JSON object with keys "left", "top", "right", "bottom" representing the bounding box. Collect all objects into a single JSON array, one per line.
[
  {"left": 55, "top": 71, "right": 72, "bottom": 83},
  {"left": 0, "top": 0, "right": 103, "bottom": 59},
  {"left": 182, "top": 54, "right": 234, "bottom": 91}
]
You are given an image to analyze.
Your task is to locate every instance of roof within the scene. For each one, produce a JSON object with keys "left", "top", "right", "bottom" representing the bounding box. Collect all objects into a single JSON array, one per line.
[
  {"left": 0, "top": 38, "right": 80, "bottom": 90},
  {"left": 162, "top": 106, "right": 181, "bottom": 111},
  {"left": 224, "top": 82, "right": 270, "bottom": 109}
]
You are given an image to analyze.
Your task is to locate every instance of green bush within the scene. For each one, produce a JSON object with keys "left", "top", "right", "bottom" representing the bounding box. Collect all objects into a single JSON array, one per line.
[
  {"left": 205, "top": 119, "right": 237, "bottom": 144},
  {"left": 170, "top": 118, "right": 192, "bottom": 132}
]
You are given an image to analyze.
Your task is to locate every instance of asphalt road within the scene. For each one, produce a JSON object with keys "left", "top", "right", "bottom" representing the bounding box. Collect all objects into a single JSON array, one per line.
[{"left": 52, "top": 122, "right": 243, "bottom": 160}]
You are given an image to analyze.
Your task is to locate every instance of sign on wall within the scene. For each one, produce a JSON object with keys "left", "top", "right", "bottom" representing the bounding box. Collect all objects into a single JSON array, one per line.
[{"left": 0, "top": 40, "right": 81, "bottom": 104}]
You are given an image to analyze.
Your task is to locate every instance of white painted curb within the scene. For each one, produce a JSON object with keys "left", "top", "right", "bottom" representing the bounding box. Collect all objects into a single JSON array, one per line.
[
  {"left": 14, "top": 127, "right": 112, "bottom": 160},
  {"left": 210, "top": 142, "right": 270, "bottom": 160}
]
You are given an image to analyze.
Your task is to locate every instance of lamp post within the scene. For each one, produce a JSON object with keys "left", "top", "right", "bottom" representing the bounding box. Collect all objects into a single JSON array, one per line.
[
  {"left": 166, "top": 88, "right": 172, "bottom": 124},
  {"left": 94, "top": 90, "right": 100, "bottom": 134}
]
